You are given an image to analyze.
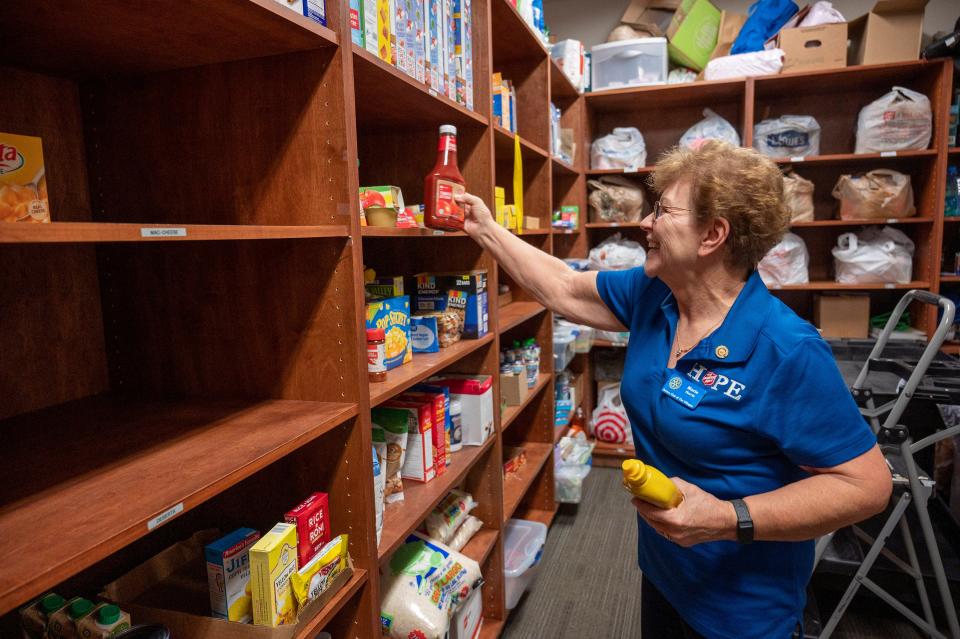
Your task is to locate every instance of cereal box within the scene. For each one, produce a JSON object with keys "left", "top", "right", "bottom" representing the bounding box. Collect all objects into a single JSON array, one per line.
[
  {"left": 383, "top": 400, "right": 436, "bottom": 481},
  {"left": 364, "top": 0, "right": 379, "bottom": 54},
  {"left": 350, "top": 0, "right": 364, "bottom": 46},
  {"left": 413, "top": 0, "right": 427, "bottom": 84},
  {"left": 366, "top": 295, "right": 412, "bottom": 369},
  {"left": 273, "top": 0, "right": 327, "bottom": 26},
  {"left": 425, "top": 0, "right": 444, "bottom": 93},
  {"left": 395, "top": 0, "right": 416, "bottom": 77},
  {"left": 376, "top": 0, "right": 394, "bottom": 63},
  {"left": 412, "top": 383, "right": 454, "bottom": 458},
  {"left": 284, "top": 492, "right": 331, "bottom": 568},
  {"left": 250, "top": 523, "right": 299, "bottom": 627},
  {"left": 442, "top": 0, "right": 457, "bottom": 101},
  {"left": 454, "top": 0, "right": 473, "bottom": 109},
  {"left": 0, "top": 133, "right": 50, "bottom": 223},
  {"left": 205, "top": 528, "right": 261, "bottom": 623},
  {"left": 401, "top": 390, "right": 448, "bottom": 473}
]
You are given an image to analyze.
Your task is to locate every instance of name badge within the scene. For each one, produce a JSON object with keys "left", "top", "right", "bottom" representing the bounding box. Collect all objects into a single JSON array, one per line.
[{"left": 661, "top": 374, "right": 705, "bottom": 410}]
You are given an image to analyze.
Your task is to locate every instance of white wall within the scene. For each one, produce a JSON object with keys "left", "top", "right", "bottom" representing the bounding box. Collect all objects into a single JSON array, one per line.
[{"left": 544, "top": 0, "right": 959, "bottom": 49}]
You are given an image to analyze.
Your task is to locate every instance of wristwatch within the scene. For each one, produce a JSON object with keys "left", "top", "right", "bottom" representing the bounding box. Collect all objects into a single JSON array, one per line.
[{"left": 730, "top": 499, "right": 754, "bottom": 544}]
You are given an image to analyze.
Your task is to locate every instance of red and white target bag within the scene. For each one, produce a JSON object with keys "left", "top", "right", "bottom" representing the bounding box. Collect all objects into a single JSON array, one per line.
[{"left": 591, "top": 384, "right": 633, "bottom": 445}]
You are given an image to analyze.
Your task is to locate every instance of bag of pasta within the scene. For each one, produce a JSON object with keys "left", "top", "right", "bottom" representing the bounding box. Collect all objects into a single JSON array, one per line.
[
  {"left": 832, "top": 170, "right": 915, "bottom": 220},
  {"left": 782, "top": 169, "right": 814, "bottom": 222},
  {"left": 588, "top": 175, "right": 646, "bottom": 223}
]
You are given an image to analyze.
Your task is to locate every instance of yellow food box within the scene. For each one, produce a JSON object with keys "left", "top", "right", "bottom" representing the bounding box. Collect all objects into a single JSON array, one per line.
[
  {"left": 0, "top": 132, "right": 50, "bottom": 223},
  {"left": 250, "top": 523, "right": 299, "bottom": 627}
]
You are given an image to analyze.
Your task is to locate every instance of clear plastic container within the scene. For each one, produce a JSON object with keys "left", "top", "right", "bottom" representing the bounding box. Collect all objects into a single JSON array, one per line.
[
  {"left": 553, "top": 333, "right": 576, "bottom": 372},
  {"left": 590, "top": 37, "right": 667, "bottom": 92},
  {"left": 504, "top": 519, "right": 548, "bottom": 609},
  {"left": 573, "top": 325, "right": 593, "bottom": 353}
]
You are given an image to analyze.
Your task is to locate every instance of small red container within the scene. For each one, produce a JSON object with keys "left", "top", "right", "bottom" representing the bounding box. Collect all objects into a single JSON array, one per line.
[{"left": 284, "top": 492, "right": 331, "bottom": 567}]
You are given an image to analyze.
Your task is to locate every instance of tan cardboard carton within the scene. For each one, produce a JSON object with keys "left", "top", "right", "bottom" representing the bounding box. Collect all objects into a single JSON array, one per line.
[{"left": 847, "top": 0, "right": 928, "bottom": 66}]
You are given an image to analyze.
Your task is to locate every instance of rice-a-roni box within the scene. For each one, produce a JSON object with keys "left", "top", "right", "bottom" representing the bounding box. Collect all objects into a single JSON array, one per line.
[
  {"left": 250, "top": 523, "right": 299, "bottom": 627},
  {"left": 366, "top": 295, "right": 412, "bottom": 369},
  {"left": 0, "top": 132, "right": 50, "bottom": 223}
]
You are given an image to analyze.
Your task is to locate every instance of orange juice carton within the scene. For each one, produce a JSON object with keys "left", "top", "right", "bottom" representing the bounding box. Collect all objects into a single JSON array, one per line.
[
  {"left": 0, "top": 132, "right": 50, "bottom": 223},
  {"left": 20, "top": 592, "right": 67, "bottom": 638},
  {"left": 204, "top": 527, "right": 261, "bottom": 622},
  {"left": 384, "top": 399, "right": 436, "bottom": 481},
  {"left": 48, "top": 598, "right": 95, "bottom": 639},
  {"left": 284, "top": 492, "right": 331, "bottom": 568},
  {"left": 250, "top": 523, "right": 299, "bottom": 627},
  {"left": 76, "top": 603, "right": 131, "bottom": 638}
]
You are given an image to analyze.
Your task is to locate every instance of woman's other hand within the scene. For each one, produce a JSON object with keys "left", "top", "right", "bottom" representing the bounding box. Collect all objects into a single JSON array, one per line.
[
  {"left": 632, "top": 478, "right": 737, "bottom": 547},
  {"left": 455, "top": 192, "right": 494, "bottom": 237}
]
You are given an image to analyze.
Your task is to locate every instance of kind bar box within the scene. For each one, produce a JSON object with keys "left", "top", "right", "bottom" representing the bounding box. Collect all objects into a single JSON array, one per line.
[
  {"left": 205, "top": 528, "right": 261, "bottom": 623},
  {"left": 250, "top": 523, "right": 299, "bottom": 627},
  {"left": 284, "top": 492, "right": 331, "bottom": 568},
  {"left": 0, "top": 132, "right": 50, "bottom": 223},
  {"left": 414, "top": 271, "right": 488, "bottom": 338}
]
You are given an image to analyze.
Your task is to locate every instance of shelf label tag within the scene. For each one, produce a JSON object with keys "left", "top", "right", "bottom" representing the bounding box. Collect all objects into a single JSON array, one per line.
[
  {"left": 884, "top": 283, "right": 895, "bottom": 289},
  {"left": 148, "top": 502, "right": 184, "bottom": 531},
  {"left": 625, "top": 163, "right": 640, "bottom": 173},
  {"left": 428, "top": 89, "right": 438, "bottom": 97},
  {"left": 141, "top": 227, "right": 187, "bottom": 238},
  {"left": 789, "top": 156, "right": 805, "bottom": 163},
  {"left": 432, "top": 230, "right": 444, "bottom": 235},
  {"left": 611, "top": 222, "right": 620, "bottom": 227},
  {"left": 886, "top": 218, "right": 897, "bottom": 224},
  {"left": 880, "top": 151, "right": 897, "bottom": 158}
]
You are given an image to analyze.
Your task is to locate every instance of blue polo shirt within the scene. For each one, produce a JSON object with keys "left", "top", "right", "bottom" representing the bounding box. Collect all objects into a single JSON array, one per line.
[{"left": 596, "top": 268, "right": 877, "bottom": 639}]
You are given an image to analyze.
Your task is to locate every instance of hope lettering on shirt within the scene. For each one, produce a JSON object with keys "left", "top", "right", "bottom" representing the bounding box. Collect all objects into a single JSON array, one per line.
[{"left": 686, "top": 362, "right": 747, "bottom": 401}]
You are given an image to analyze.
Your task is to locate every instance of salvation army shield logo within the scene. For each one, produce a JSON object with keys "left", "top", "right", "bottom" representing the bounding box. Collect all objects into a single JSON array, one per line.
[
  {"left": 668, "top": 376, "right": 683, "bottom": 390},
  {"left": 702, "top": 371, "right": 717, "bottom": 387}
]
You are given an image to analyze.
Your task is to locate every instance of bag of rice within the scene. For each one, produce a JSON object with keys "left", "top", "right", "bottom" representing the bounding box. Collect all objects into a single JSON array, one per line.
[
  {"left": 446, "top": 515, "right": 483, "bottom": 552},
  {"left": 380, "top": 532, "right": 483, "bottom": 639},
  {"left": 426, "top": 490, "right": 477, "bottom": 544},
  {"left": 372, "top": 407, "right": 411, "bottom": 504}
]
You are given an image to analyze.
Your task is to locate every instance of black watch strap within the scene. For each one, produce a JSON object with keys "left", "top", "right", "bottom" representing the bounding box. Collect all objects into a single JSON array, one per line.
[{"left": 731, "top": 498, "right": 754, "bottom": 545}]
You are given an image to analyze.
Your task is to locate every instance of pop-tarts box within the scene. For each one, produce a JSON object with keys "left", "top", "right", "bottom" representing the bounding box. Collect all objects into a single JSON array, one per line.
[
  {"left": 425, "top": 0, "right": 444, "bottom": 94},
  {"left": 366, "top": 295, "right": 412, "bottom": 369},
  {"left": 205, "top": 528, "right": 261, "bottom": 623},
  {"left": 414, "top": 271, "right": 487, "bottom": 338},
  {"left": 442, "top": 0, "right": 457, "bottom": 101}
]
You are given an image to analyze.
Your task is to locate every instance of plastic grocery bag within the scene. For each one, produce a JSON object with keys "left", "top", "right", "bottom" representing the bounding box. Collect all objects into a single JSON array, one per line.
[
  {"left": 704, "top": 49, "right": 784, "bottom": 81},
  {"left": 554, "top": 434, "right": 595, "bottom": 504},
  {"left": 680, "top": 108, "right": 741, "bottom": 149},
  {"left": 588, "top": 175, "right": 647, "bottom": 222},
  {"left": 832, "top": 226, "right": 914, "bottom": 285},
  {"left": 591, "top": 384, "right": 633, "bottom": 445},
  {"left": 832, "top": 170, "right": 915, "bottom": 220},
  {"left": 591, "top": 127, "right": 647, "bottom": 170},
  {"left": 782, "top": 169, "right": 814, "bottom": 222},
  {"left": 855, "top": 87, "right": 932, "bottom": 154},
  {"left": 588, "top": 233, "right": 646, "bottom": 271},
  {"left": 798, "top": 1, "right": 845, "bottom": 26},
  {"left": 758, "top": 232, "right": 809, "bottom": 286},
  {"left": 380, "top": 532, "right": 482, "bottom": 639},
  {"left": 753, "top": 115, "right": 821, "bottom": 158}
]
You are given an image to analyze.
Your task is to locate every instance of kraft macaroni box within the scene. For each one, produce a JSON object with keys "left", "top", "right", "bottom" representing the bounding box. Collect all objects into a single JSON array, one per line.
[
  {"left": 0, "top": 132, "right": 50, "bottom": 223},
  {"left": 250, "top": 523, "right": 299, "bottom": 627},
  {"left": 414, "top": 271, "right": 488, "bottom": 338},
  {"left": 366, "top": 295, "right": 412, "bottom": 369},
  {"left": 274, "top": 0, "right": 326, "bottom": 26},
  {"left": 205, "top": 528, "right": 261, "bottom": 623}
]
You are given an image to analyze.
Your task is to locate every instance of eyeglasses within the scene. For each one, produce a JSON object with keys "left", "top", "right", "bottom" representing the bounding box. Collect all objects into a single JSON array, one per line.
[{"left": 652, "top": 200, "right": 693, "bottom": 221}]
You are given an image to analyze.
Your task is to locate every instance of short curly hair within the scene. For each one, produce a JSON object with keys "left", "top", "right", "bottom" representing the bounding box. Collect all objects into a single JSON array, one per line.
[{"left": 650, "top": 140, "right": 789, "bottom": 272}]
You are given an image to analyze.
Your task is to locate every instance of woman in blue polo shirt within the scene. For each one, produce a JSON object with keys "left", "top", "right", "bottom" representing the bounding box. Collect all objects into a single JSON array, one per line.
[{"left": 455, "top": 141, "right": 891, "bottom": 638}]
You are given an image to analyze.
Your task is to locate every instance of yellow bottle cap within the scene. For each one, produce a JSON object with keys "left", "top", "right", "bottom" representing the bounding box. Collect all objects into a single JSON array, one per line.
[{"left": 622, "top": 459, "right": 646, "bottom": 483}]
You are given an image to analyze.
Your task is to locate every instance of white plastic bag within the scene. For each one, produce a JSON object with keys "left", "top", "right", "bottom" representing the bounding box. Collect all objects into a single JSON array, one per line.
[
  {"left": 425, "top": 490, "right": 477, "bottom": 545},
  {"left": 680, "top": 108, "right": 741, "bottom": 148},
  {"left": 832, "top": 226, "right": 915, "bottom": 284},
  {"left": 832, "top": 170, "right": 916, "bottom": 220},
  {"left": 704, "top": 49, "right": 783, "bottom": 81},
  {"left": 783, "top": 170, "right": 814, "bottom": 222},
  {"left": 758, "top": 233, "right": 809, "bottom": 287},
  {"left": 446, "top": 515, "right": 483, "bottom": 552},
  {"left": 591, "top": 384, "right": 633, "bottom": 445},
  {"left": 588, "top": 233, "right": 646, "bottom": 271},
  {"left": 591, "top": 127, "right": 647, "bottom": 170},
  {"left": 855, "top": 87, "right": 932, "bottom": 154},
  {"left": 798, "top": 1, "right": 846, "bottom": 26},
  {"left": 753, "top": 115, "right": 821, "bottom": 158}
]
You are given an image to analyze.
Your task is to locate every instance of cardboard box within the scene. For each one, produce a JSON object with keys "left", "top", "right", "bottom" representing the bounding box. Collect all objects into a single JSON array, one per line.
[
  {"left": 396, "top": 0, "right": 418, "bottom": 78},
  {"left": 619, "top": 0, "right": 680, "bottom": 38},
  {"left": 430, "top": 374, "right": 493, "bottom": 445},
  {"left": 848, "top": 0, "right": 928, "bottom": 66},
  {"left": 500, "top": 372, "right": 528, "bottom": 406},
  {"left": 401, "top": 390, "right": 448, "bottom": 472},
  {"left": 0, "top": 132, "right": 51, "bottom": 223},
  {"left": 443, "top": 0, "right": 458, "bottom": 101},
  {"left": 350, "top": 0, "right": 364, "bottom": 46},
  {"left": 815, "top": 294, "right": 870, "bottom": 338},
  {"left": 283, "top": 493, "right": 330, "bottom": 568},
  {"left": 250, "top": 523, "right": 298, "bottom": 627},
  {"left": 103, "top": 530, "right": 353, "bottom": 639},
  {"left": 666, "top": 0, "right": 720, "bottom": 72},
  {"left": 365, "top": 295, "right": 412, "bottom": 369},
  {"left": 204, "top": 528, "right": 261, "bottom": 622},
  {"left": 779, "top": 22, "right": 847, "bottom": 74},
  {"left": 426, "top": 0, "right": 444, "bottom": 93},
  {"left": 492, "top": 73, "right": 504, "bottom": 127},
  {"left": 454, "top": 0, "right": 474, "bottom": 109},
  {"left": 382, "top": 401, "right": 437, "bottom": 481},
  {"left": 414, "top": 271, "right": 488, "bottom": 338},
  {"left": 364, "top": 0, "right": 379, "bottom": 54},
  {"left": 522, "top": 216, "right": 540, "bottom": 230},
  {"left": 274, "top": 0, "right": 326, "bottom": 26}
]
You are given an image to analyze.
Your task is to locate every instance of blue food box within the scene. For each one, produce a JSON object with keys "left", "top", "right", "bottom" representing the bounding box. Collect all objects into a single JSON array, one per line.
[
  {"left": 414, "top": 271, "right": 488, "bottom": 339},
  {"left": 411, "top": 315, "right": 440, "bottom": 353},
  {"left": 366, "top": 295, "right": 412, "bottom": 369},
  {"left": 204, "top": 527, "right": 261, "bottom": 622}
]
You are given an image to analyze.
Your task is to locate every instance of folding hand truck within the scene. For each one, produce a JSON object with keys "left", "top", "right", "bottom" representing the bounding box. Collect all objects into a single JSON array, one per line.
[{"left": 813, "top": 290, "right": 960, "bottom": 639}]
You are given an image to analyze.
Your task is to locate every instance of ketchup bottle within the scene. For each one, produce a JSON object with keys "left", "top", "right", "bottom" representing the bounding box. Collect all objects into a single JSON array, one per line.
[{"left": 424, "top": 124, "right": 466, "bottom": 231}]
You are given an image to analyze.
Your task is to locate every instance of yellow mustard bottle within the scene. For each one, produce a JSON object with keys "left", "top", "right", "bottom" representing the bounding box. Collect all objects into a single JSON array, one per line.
[{"left": 621, "top": 459, "right": 683, "bottom": 509}]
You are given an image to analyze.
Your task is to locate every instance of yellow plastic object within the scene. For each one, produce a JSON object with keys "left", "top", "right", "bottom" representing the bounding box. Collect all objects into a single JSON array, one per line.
[
  {"left": 513, "top": 135, "right": 523, "bottom": 234},
  {"left": 621, "top": 459, "right": 683, "bottom": 509}
]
